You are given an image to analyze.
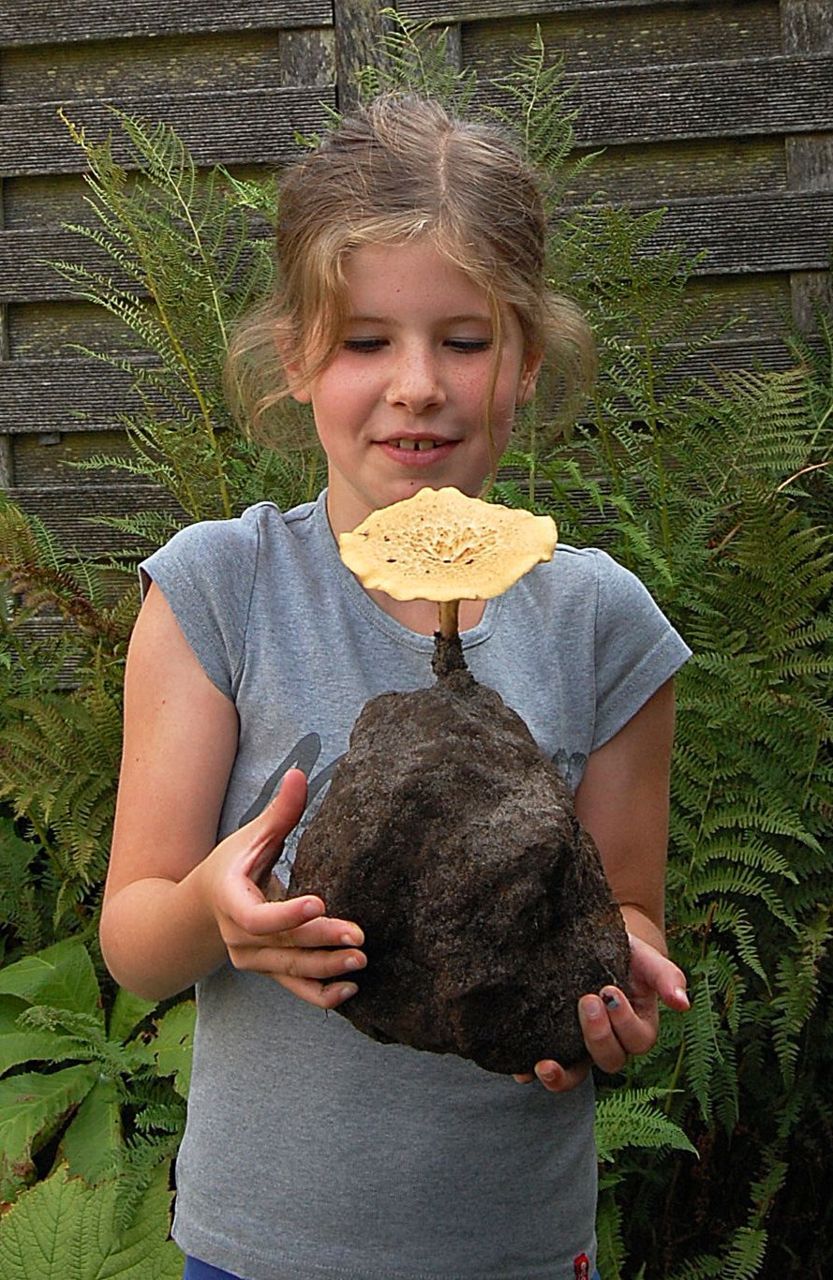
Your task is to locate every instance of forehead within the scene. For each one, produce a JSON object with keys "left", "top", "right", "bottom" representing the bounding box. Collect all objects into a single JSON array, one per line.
[{"left": 341, "top": 239, "right": 492, "bottom": 319}]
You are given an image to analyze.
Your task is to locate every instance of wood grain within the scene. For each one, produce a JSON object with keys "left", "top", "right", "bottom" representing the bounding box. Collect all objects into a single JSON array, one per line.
[
  {"left": 0, "top": 85, "right": 336, "bottom": 177},
  {"left": 1, "top": 0, "right": 331, "bottom": 46}
]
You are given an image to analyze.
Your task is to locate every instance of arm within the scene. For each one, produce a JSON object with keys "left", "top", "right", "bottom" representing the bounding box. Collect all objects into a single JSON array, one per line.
[
  {"left": 100, "top": 582, "right": 365, "bottom": 1003},
  {"left": 519, "top": 678, "right": 689, "bottom": 1092}
]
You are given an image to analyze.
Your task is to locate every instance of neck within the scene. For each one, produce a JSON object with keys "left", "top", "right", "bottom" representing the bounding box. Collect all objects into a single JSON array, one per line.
[{"left": 365, "top": 592, "right": 485, "bottom": 636}]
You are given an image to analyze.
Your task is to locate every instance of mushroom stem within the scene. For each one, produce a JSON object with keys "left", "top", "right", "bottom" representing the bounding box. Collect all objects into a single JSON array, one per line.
[{"left": 438, "top": 599, "right": 460, "bottom": 639}]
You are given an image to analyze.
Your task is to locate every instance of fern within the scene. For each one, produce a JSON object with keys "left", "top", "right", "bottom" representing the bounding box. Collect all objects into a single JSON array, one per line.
[{"left": 1, "top": 15, "right": 831, "bottom": 1276}]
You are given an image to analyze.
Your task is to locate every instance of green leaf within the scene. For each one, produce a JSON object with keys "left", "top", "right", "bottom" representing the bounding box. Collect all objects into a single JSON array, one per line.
[
  {"left": 595, "top": 1088, "right": 697, "bottom": 1162},
  {"left": 0, "top": 1162, "right": 182, "bottom": 1279},
  {"left": 107, "top": 989, "right": 156, "bottom": 1045},
  {"left": 0, "top": 997, "right": 81, "bottom": 1077},
  {"left": 61, "top": 1078, "right": 122, "bottom": 1184},
  {"left": 150, "top": 1000, "right": 195, "bottom": 1098},
  {"left": 0, "top": 1064, "right": 98, "bottom": 1199},
  {"left": 0, "top": 942, "right": 101, "bottom": 1023}
]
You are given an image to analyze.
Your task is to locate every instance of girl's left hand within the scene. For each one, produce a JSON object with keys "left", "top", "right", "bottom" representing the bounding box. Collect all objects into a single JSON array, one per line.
[{"left": 514, "top": 933, "right": 689, "bottom": 1093}]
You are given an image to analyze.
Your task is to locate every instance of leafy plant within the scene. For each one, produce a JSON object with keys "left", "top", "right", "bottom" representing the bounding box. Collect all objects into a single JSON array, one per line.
[
  {"left": 0, "top": 11, "right": 831, "bottom": 1279},
  {"left": 0, "top": 938, "right": 193, "bottom": 1201},
  {"left": 0, "top": 1162, "right": 181, "bottom": 1279}
]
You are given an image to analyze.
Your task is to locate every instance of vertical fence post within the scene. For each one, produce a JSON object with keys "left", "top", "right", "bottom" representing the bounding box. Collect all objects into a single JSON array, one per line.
[
  {"left": 333, "top": 0, "right": 393, "bottom": 110},
  {"left": 781, "top": 0, "right": 833, "bottom": 331}
]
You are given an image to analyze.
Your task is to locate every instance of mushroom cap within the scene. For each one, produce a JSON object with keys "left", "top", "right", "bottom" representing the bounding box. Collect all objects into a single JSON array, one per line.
[{"left": 339, "top": 486, "right": 557, "bottom": 602}]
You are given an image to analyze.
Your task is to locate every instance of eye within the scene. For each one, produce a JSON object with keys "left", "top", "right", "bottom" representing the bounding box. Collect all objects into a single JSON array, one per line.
[
  {"left": 446, "top": 339, "right": 492, "bottom": 353},
  {"left": 343, "top": 338, "right": 386, "bottom": 352}
]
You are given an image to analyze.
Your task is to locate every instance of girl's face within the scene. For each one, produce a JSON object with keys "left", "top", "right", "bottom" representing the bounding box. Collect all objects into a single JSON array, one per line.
[{"left": 292, "top": 239, "right": 540, "bottom": 536}]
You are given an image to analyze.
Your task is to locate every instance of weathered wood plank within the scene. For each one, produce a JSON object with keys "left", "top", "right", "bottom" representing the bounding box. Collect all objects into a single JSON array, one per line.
[
  {"left": 0, "top": 357, "right": 153, "bottom": 432},
  {"left": 781, "top": 0, "right": 833, "bottom": 331},
  {"left": 10, "top": 427, "right": 136, "bottom": 485},
  {"left": 463, "top": 3, "right": 781, "bottom": 74},
  {"left": 496, "top": 56, "right": 833, "bottom": 147},
  {"left": 3, "top": 188, "right": 829, "bottom": 304},
  {"left": 633, "top": 191, "right": 833, "bottom": 274},
  {"left": 5, "top": 300, "right": 151, "bottom": 359},
  {"left": 399, "top": 0, "right": 703, "bottom": 19},
  {"left": 565, "top": 137, "right": 786, "bottom": 204},
  {"left": 1, "top": 31, "right": 285, "bottom": 104},
  {"left": 781, "top": 0, "right": 833, "bottom": 53},
  {"left": 7, "top": 483, "right": 186, "bottom": 555},
  {"left": 333, "top": 1, "right": 392, "bottom": 110},
  {"left": 279, "top": 28, "right": 335, "bottom": 88},
  {"left": 0, "top": 85, "right": 336, "bottom": 177},
  {"left": 1, "top": 0, "right": 331, "bottom": 46}
]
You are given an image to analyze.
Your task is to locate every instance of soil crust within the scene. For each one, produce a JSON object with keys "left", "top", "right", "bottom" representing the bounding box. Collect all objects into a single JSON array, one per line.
[{"left": 289, "top": 663, "right": 630, "bottom": 1073}]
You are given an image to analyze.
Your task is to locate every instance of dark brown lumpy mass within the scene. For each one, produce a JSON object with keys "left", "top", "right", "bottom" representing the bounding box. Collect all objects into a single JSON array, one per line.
[{"left": 289, "top": 660, "right": 630, "bottom": 1074}]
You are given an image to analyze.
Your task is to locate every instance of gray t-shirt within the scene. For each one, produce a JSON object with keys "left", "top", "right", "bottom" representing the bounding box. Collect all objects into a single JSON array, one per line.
[{"left": 140, "top": 490, "right": 690, "bottom": 1280}]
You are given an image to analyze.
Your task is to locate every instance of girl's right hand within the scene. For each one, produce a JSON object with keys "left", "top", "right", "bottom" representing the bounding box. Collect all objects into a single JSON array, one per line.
[{"left": 198, "top": 768, "right": 366, "bottom": 1008}]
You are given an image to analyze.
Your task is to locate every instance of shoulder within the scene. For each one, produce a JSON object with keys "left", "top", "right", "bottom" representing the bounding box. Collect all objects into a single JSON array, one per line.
[
  {"left": 139, "top": 501, "right": 315, "bottom": 594},
  {"left": 526, "top": 542, "right": 642, "bottom": 614},
  {"left": 543, "top": 544, "right": 675, "bottom": 625}
]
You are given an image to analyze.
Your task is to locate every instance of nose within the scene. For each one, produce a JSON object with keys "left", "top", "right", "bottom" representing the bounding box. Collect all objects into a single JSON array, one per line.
[{"left": 385, "top": 344, "right": 446, "bottom": 414}]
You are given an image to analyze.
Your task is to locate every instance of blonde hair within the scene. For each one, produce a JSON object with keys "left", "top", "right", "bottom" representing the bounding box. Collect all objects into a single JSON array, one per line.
[{"left": 225, "top": 93, "right": 596, "bottom": 453}]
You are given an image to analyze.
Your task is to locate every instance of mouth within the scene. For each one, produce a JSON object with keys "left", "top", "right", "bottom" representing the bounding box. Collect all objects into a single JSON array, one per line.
[
  {"left": 376, "top": 436, "right": 458, "bottom": 467},
  {"left": 384, "top": 437, "right": 450, "bottom": 451}
]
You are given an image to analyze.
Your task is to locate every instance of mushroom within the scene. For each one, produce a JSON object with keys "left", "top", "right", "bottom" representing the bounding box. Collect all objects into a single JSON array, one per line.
[
  {"left": 289, "top": 486, "right": 630, "bottom": 1074},
  {"left": 339, "top": 486, "right": 557, "bottom": 673}
]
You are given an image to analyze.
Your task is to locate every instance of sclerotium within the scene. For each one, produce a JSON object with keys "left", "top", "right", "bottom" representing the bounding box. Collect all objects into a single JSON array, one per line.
[{"left": 290, "top": 487, "right": 630, "bottom": 1073}]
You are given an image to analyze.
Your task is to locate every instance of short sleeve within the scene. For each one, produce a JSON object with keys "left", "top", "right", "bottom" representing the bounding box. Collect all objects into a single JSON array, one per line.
[
  {"left": 138, "top": 513, "right": 260, "bottom": 699},
  {"left": 591, "top": 550, "right": 691, "bottom": 750}
]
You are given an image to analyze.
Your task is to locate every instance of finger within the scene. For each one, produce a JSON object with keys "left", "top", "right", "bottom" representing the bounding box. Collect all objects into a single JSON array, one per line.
[
  {"left": 278, "top": 975, "right": 360, "bottom": 1009},
  {"left": 534, "top": 1059, "right": 590, "bottom": 1093},
  {"left": 598, "top": 986, "right": 659, "bottom": 1058},
  {"left": 241, "top": 769, "right": 309, "bottom": 889},
  {"left": 282, "top": 916, "right": 365, "bottom": 949},
  {"left": 578, "top": 994, "right": 631, "bottom": 1073},
  {"left": 628, "top": 934, "right": 690, "bottom": 1010},
  {"left": 231, "top": 943, "right": 366, "bottom": 982},
  {"left": 226, "top": 893, "right": 326, "bottom": 938},
  {"left": 513, "top": 1072, "right": 535, "bottom": 1084}
]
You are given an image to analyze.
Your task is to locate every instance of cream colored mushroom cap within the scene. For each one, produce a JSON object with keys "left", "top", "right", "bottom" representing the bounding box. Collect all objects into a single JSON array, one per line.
[{"left": 339, "top": 486, "right": 557, "bottom": 602}]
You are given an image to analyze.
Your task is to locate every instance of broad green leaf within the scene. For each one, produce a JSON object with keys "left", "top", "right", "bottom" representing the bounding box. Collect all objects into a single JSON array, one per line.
[
  {"left": 107, "top": 989, "right": 156, "bottom": 1044},
  {"left": 0, "top": 993, "right": 91, "bottom": 1075},
  {"left": 61, "top": 1078, "right": 122, "bottom": 1184},
  {"left": 151, "top": 1000, "right": 195, "bottom": 1098},
  {"left": 0, "top": 1027, "right": 86, "bottom": 1078},
  {"left": 0, "top": 1162, "right": 182, "bottom": 1279},
  {"left": 0, "top": 997, "right": 74, "bottom": 1077},
  {"left": 0, "top": 1064, "right": 98, "bottom": 1200},
  {"left": 0, "top": 942, "right": 101, "bottom": 1023}
]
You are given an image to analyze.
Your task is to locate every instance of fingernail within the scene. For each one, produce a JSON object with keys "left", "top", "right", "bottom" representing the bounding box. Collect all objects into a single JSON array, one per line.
[
  {"left": 539, "top": 1065, "right": 559, "bottom": 1084},
  {"left": 343, "top": 954, "right": 363, "bottom": 971},
  {"left": 301, "top": 899, "right": 321, "bottom": 919},
  {"left": 341, "top": 931, "right": 363, "bottom": 946},
  {"left": 339, "top": 983, "right": 358, "bottom": 1000},
  {"left": 675, "top": 986, "right": 690, "bottom": 1008},
  {"left": 585, "top": 998, "right": 604, "bottom": 1020},
  {"left": 601, "top": 988, "right": 621, "bottom": 1011}
]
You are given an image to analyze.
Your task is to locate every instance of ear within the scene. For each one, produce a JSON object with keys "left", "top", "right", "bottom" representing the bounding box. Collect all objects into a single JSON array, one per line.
[
  {"left": 275, "top": 329, "right": 312, "bottom": 404},
  {"left": 289, "top": 379, "right": 312, "bottom": 406},
  {"left": 517, "top": 348, "right": 543, "bottom": 408}
]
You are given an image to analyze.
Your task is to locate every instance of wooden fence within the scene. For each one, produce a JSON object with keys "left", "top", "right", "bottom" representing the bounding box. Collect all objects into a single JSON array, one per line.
[{"left": 1, "top": 0, "right": 831, "bottom": 567}]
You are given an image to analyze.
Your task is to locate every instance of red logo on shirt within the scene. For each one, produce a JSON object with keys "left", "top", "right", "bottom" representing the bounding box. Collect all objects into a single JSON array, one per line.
[{"left": 574, "top": 1254, "right": 591, "bottom": 1280}]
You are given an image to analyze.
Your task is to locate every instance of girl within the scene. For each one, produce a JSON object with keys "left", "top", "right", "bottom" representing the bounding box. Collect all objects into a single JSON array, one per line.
[{"left": 101, "top": 94, "right": 691, "bottom": 1280}]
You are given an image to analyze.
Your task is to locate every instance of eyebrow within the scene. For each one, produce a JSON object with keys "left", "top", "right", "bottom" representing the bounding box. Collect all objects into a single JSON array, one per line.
[{"left": 346, "top": 313, "right": 492, "bottom": 324}]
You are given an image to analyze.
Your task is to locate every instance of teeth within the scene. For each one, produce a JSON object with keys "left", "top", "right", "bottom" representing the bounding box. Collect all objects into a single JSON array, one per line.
[{"left": 391, "top": 439, "right": 441, "bottom": 451}]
